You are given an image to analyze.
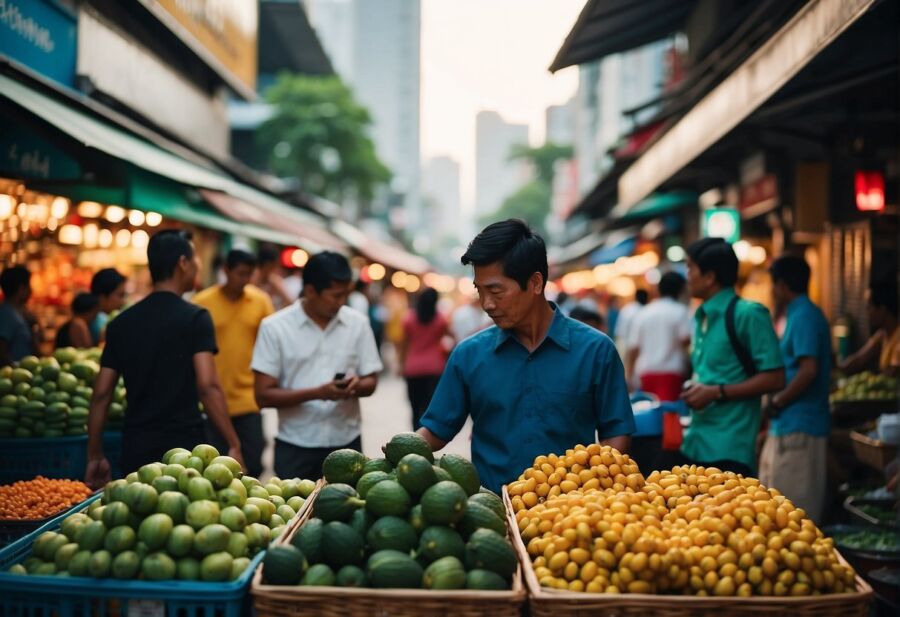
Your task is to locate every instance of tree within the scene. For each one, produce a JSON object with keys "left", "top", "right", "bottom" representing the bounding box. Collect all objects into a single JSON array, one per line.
[
  {"left": 257, "top": 74, "right": 391, "bottom": 202},
  {"left": 481, "top": 142, "right": 574, "bottom": 235},
  {"left": 480, "top": 180, "right": 552, "bottom": 236}
]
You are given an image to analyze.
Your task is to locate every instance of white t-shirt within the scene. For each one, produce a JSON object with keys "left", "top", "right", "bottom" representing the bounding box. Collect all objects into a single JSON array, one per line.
[
  {"left": 615, "top": 301, "right": 643, "bottom": 345},
  {"left": 450, "top": 304, "right": 491, "bottom": 342},
  {"left": 628, "top": 297, "right": 692, "bottom": 376},
  {"left": 251, "top": 302, "right": 383, "bottom": 447}
]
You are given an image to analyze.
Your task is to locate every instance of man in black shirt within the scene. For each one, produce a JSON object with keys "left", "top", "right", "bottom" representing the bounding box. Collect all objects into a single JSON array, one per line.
[{"left": 85, "top": 230, "right": 243, "bottom": 486}]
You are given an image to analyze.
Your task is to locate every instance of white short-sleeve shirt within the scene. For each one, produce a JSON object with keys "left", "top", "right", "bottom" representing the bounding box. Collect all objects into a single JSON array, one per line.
[
  {"left": 251, "top": 302, "right": 383, "bottom": 448},
  {"left": 628, "top": 297, "right": 693, "bottom": 376}
]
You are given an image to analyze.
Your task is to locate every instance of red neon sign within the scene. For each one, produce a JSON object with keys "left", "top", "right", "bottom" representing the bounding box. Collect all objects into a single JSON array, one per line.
[{"left": 855, "top": 171, "right": 885, "bottom": 212}]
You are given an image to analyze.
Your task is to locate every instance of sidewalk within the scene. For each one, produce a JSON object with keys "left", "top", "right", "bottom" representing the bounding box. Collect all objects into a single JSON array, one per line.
[{"left": 260, "top": 374, "right": 472, "bottom": 481}]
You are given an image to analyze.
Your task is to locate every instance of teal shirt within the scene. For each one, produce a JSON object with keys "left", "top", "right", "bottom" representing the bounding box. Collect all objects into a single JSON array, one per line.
[
  {"left": 681, "top": 289, "right": 784, "bottom": 471},
  {"left": 770, "top": 296, "right": 831, "bottom": 437},
  {"left": 421, "top": 305, "right": 635, "bottom": 493}
]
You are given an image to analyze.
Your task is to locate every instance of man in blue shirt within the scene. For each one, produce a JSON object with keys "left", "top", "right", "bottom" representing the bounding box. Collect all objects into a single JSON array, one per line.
[
  {"left": 759, "top": 256, "right": 831, "bottom": 521},
  {"left": 0, "top": 266, "right": 35, "bottom": 366},
  {"left": 417, "top": 220, "right": 635, "bottom": 493}
]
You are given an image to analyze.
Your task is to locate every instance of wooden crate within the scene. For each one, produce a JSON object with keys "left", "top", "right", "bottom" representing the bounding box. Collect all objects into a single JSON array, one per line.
[
  {"left": 850, "top": 430, "right": 898, "bottom": 470},
  {"left": 251, "top": 484, "right": 526, "bottom": 617},
  {"left": 503, "top": 487, "right": 873, "bottom": 617}
]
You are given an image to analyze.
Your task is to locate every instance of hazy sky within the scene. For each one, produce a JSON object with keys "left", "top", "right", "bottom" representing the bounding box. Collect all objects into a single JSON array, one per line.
[{"left": 420, "top": 0, "right": 584, "bottom": 211}]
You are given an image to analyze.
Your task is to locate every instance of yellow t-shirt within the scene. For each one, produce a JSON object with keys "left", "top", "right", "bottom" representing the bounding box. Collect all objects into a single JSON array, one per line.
[{"left": 194, "top": 285, "right": 275, "bottom": 416}]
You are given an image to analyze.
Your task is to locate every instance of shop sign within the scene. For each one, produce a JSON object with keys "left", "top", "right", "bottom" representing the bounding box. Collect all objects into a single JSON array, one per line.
[
  {"left": 0, "top": 0, "right": 77, "bottom": 87},
  {"left": 0, "top": 120, "right": 81, "bottom": 180},
  {"left": 739, "top": 174, "right": 779, "bottom": 219},
  {"left": 702, "top": 207, "right": 741, "bottom": 244},
  {"left": 146, "top": 0, "right": 257, "bottom": 94},
  {"left": 855, "top": 171, "right": 884, "bottom": 212}
]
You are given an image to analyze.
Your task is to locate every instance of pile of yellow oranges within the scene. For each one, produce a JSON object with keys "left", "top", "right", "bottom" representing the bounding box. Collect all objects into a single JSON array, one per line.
[{"left": 509, "top": 444, "right": 857, "bottom": 597}]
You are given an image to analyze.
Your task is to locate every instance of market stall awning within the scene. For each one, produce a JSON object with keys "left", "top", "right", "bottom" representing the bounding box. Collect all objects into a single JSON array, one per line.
[
  {"left": 0, "top": 72, "right": 334, "bottom": 245},
  {"left": 549, "top": 232, "right": 606, "bottom": 269},
  {"left": 617, "top": 0, "right": 876, "bottom": 210},
  {"left": 615, "top": 191, "right": 697, "bottom": 221},
  {"left": 550, "top": 0, "right": 695, "bottom": 72},
  {"left": 589, "top": 234, "right": 637, "bottom": 266},
  {"left": 331, "top": 220, "right": 431, "bottom": 275},
  {"left": 200, "top": 189, "right": 348, "bottom": 253}
]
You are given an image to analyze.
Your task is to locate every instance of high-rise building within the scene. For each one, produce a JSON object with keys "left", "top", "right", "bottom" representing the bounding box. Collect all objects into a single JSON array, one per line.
[
  {"left": 475, "top": 111, "right": 530, "bottom": 219},
  {"left": 304, "top": 0, "right": 421, "bottom": 235},
  {"left": 546, "top": 99, "right": 576, "bottom": 146},
  {"left": 422, "top": 156, "right": 461, "bottom": 242}
]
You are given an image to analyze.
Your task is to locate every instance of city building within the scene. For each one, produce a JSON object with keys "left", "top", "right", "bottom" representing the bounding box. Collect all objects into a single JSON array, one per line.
[
  {"left": 475, "top": 110, "right": 530, "bottom": 219},
  {"left": 422, "top": 156, "right": 462, "bottom": 243}
]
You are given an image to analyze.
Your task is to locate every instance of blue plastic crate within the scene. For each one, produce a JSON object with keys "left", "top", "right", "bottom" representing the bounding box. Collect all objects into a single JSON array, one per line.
[
  {"left": 0, "top": 494, "right": 266, "bottom": 617},
  {"left": 0, "top": 432, "right": 123, "bottom": 484}
]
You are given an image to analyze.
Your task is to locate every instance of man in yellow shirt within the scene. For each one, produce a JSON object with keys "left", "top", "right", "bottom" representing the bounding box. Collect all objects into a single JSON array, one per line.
[{"left": 195, "top": 250, "right": 274, "bottom": 476}]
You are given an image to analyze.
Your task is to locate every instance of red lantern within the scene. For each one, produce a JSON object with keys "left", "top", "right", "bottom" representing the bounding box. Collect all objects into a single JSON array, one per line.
[{"left": 855, "top": 171, "right": 885, "bottom": 212}]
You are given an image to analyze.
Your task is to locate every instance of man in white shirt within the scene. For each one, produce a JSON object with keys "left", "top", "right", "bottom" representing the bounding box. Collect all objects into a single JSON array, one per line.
[
  {"left": 614, "top": 289, "right": 648, "bottom": 360},
  {"left": 252, "top": 252, "right": 383, "bottom": 479},
  {"left": 627, "top": 272, "right": 692, "bottom": 396}
]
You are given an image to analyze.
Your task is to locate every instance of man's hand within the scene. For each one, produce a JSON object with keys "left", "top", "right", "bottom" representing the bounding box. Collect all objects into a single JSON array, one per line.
[
  {"left": 319, "top": 380, "right": 351, "bottom": 401},
  {"left": 228, "top": 446, "right": 247, "bottom": 473},
  {"left": 85, "top": 457, "right": 111, "bottom": 490},
  {"left": 342, "top": 376, "right": 362, "bottom": 398},
  {"left": 682, "top": 383, "right": 720, "bottom": 410}
]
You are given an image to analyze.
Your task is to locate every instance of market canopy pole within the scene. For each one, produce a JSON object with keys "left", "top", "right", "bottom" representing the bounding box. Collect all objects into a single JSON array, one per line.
[{"left": 617, "top": 0, "right": 875, "bottom": 212}]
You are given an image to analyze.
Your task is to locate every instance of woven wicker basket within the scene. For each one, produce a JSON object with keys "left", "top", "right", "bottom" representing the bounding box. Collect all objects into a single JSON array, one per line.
[
  {"left": 850, "top": 430, "right": 898, "bottom": 470},
  {"left": 251, "top": 484, "right": 526, "bottom": 617},
  {"left": 503, "top": 488, "right": 873, "bottom": 617}
]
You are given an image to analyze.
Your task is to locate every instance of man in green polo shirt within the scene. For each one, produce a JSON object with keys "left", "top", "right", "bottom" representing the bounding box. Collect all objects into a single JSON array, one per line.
[{"left": 679, "top": 238, "right": 785, "bottom": 476}]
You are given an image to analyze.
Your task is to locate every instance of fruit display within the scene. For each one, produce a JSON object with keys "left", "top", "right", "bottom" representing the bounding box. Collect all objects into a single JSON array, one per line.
[
  {"left": 261, "top": 432, "right": 518, "bottom": 590},
  {"left": 0, "top": 348, "right": 127, "bottom": 438},
  {"left": 832, "top": 528, "right": 900, "bottom": 553},
  {"left": 0, "top": 477, "right": 93, "bottom": 520},
  {"left": 511, "top": 443, "right": 859, "bottom": 596},
  {"left": 831, "top": 371, "right": 899, "bottom": 403},
  {"left": 4, "top": 444, "right": 317, "bottom": 581}
]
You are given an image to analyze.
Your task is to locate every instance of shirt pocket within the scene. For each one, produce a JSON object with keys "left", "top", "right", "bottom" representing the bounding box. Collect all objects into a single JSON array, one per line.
[{"left": 535, "top": 387, "right": 595, "bottom": 445}]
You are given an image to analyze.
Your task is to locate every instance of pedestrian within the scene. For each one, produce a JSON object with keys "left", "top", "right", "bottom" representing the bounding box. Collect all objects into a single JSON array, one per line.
[
  {"left": 0, "top": 266, "right": 35, "bottom": 365},
  {"left": 839, "top": 276, "right": 898, "bottom": 377},
  {"left": 89, "top": 268, "right": 127, "bottom": 345},
  {"left": 85, "top": 230, "right": 243, "bottom": 486},
  {"left": 253, "top": 245, "right": 292, "bottom": 309},
  {"left": 399, "top": 287, "right": 450, "bottom": 430},
  {"left": 252, "top": 251, "right": 383, "bottom": 480},
  {"left": 614, "top": 289, "right": 648, "bottom": 362},
  {"left": 758, "top": 256, "right": 831, "bottom": 521},
  {"left": 56, "top": 292, "right": 100, "bottom": 349},
  {"left": 416, "top": 219, "right": 635, "bottom": 493},
  {"left": 675, "top": 238, "right": 785, "bottom": 476},
  {"left": 569, "top": 305, "right": 605, "bottom": 333},
  {"left": 194, "top": 249, "right": 274, "bottom": 478},
  {"left": 348, "top": 279, "right": 370, "bottom": 315},
  {"left": 450, "top": 295, "right": 491, "bottom": 342}
]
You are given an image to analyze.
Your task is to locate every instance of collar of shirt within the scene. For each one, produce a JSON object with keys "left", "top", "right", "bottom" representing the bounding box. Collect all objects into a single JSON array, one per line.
[
  {"left": 294, "top": 301, "right": 348, "bottom": 332},
  {"left": 695, "top": 287, "right": 736, "bottom": 323},
  {"left": 786, "top": 294, "right": 812, "bottom": 318},
  {"left": 493, "top": 302, "right": 571, "bottom": 352}
]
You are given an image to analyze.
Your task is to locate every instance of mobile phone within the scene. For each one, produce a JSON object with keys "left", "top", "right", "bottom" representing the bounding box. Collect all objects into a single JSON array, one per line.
[{"left": 334, "top": 372, "right": 348, "bottom": 389}]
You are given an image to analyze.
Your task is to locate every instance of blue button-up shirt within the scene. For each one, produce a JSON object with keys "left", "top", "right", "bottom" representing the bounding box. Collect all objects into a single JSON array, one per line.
[
  {"left": 770, "top": 295, "right": 832, "bottom": 437},
  {"left": 421, "top": 304, "right": 635, "bottom": 493}
]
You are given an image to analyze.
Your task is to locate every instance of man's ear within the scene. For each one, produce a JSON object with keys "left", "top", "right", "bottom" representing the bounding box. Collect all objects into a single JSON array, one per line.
[{"left": 529, "top": 271, "right": 545, "bottom": 295}]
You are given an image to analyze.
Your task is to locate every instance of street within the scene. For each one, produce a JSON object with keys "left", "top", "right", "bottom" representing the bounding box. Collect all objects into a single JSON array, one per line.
[{"left": 260, "top": 373, "right": 472, "bottom": 481}]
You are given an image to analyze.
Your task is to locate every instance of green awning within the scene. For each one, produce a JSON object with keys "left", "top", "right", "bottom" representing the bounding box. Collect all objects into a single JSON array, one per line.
[
  {"left": 620, "top": 191, "right": 697, "bottom": 221},
  {"left": 0, "top": 72, "right": 334, "bottom": 245}
]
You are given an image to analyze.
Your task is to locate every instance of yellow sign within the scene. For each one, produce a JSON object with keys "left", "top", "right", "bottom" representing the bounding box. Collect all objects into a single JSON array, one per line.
[{"left": 154, "top": 0, "right": 257, "bottom": 93}]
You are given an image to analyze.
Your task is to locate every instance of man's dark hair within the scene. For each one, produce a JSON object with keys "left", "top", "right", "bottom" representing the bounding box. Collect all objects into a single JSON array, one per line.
[
  {"left": 90, "top": 268, "right": 126, "bottom": 297},
  {"left": 461, "top": 219, "right": 548, "bottom": 292},
  {"left": 147, "top": 229, "right": 194, "bottom": 283},
  {"left": 686, "top": 237, "right": 739, "bottom": 287},
  {"left": 72, "top": 292, "right": 99, "bottom": 315},
  {"left": 226, "top": 249, "right": 257, "bottom": 270},
  {"left": 416, "top": 287, "right": 439, "bottom": 324},
  {"left": 635, "top": 289, "right": 650, "bottom": 305},
  {"left": 0, "top": 266, "right": 30, "bottom": 298},
  {"left": 870, "top": 275, "right": 898, "bottom": 317},
  {"left": 303, "top": 251, "right": 352, "bottom": 293},
  {"left": 770, "top": 256, "right": 810, "bottom": 295},
  {"left": 658, "top": 272, "right": 686, "bottom": 299},
  {"left": 570, "top": 306, "right": 604, "bottom": 328},
  {"left": 258, "top": 245, "right": 278, "bottom": 266}
]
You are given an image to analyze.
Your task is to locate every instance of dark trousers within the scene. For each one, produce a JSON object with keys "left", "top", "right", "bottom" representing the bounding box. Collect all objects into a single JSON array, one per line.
[
  {"left": 274, "top": 436, "right": 362, "bottom": 481},
  {"left": 653, "top": 449, "right": 754, "bottom": 477},
  {"left": 121, "top": 425, "right": 206, "bottom": 475},
  {"left": 206, "top": 413, "right": 265, "bottom": 479},
  {"left": 405, "top": 375, "right": 441, "bottom": 430}
]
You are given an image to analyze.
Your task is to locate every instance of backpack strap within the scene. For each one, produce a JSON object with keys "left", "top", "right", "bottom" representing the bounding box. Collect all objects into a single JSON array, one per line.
[{"left": 725, "top": 294, "right": 758, "bottom": 378}]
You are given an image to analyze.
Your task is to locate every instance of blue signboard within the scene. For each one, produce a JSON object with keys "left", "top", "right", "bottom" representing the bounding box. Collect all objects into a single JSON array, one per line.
[
  {"left": 0, "top": 0, "right": 77, "bottom": 87},
  {"left": 0, "top": 119, "right": 82, "bottom": 180}
]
